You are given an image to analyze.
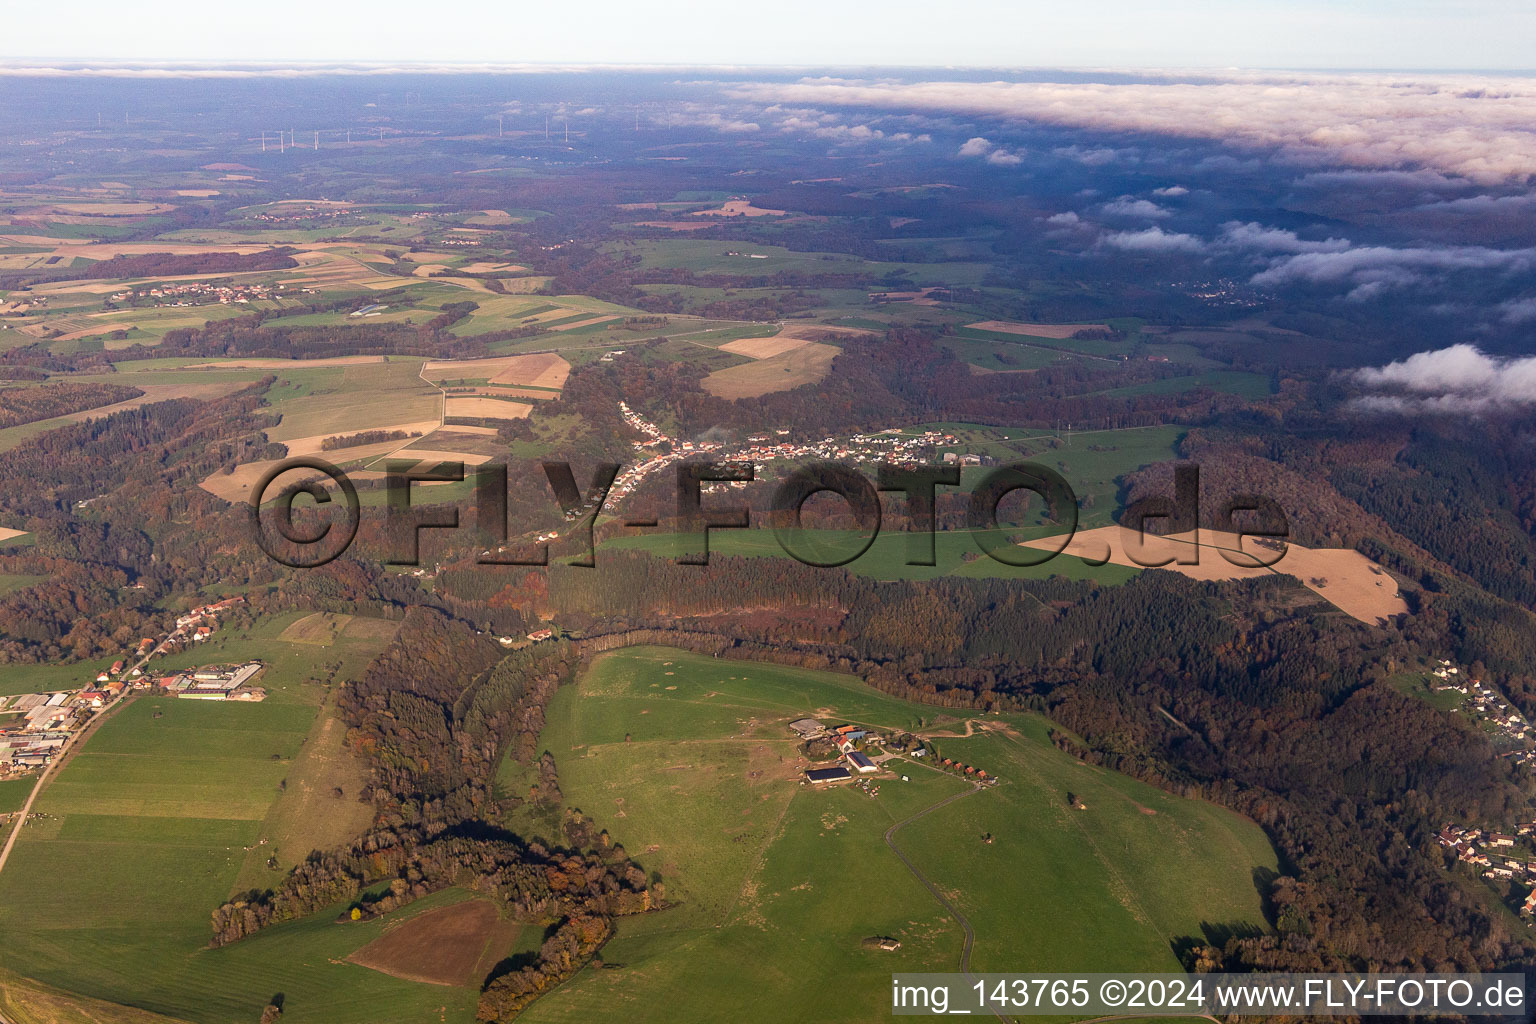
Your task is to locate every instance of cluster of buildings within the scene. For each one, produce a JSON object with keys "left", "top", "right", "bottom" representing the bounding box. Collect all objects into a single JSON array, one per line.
[
  {"left": 495, "top": 628, "right": 555, "bottom": 648},
  {"left": 1428, "top": 661, "right": 1536, "bottom": 917},
  {"left": 1427, "top": 661, "right": 1536, "bottom": 763},
  {"left": 0, "top": 683, "right": 126, "bottom": 771},
  {"left": 606, "top": 401, "right": 983, "bottom": 514},
  {"left": 937, "top": 756, "right": 995, "bottom": 784},
  {"left": 175, "top": 596, "right": 246, "bottom": 636},
  {"left": 245, "top": 205, "right": 355, "bottom": 224},
  {"left": 1171, "top": 278, "right": 1268, "bottom": 309},
  {"left": 107, "top": 281, "right": 275, "bottom": 307},
  {"left": 0, "top": 593, "right": 257, "bottom": 777},
  {"left": 1435, "top": 823, "right": 1536, "bottom": 910},
  {"left": 155, "top": 663, "right": 266, "bottom": 701},
  {"left": 793, "top": 719, "right": 885, "bottom": 785}
]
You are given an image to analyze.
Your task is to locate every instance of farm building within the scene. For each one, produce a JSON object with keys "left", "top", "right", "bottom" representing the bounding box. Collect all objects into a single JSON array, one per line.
[
  {"left": 846, "top": 751, "right": 878, "bottom": 773},
  {"left": 174, "top": 662, "right": 264, "bottom": 699},
  {"left": 805, "top": 766, "right": 852, "bottom": 784},
  {"left": 788, "top": 718, "right": 823, "bottom": 738}
]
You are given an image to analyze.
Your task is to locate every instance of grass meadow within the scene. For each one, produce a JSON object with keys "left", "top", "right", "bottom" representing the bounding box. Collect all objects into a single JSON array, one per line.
[
  {"left": 0, "top": 614, "right": 448, "bottom": 1024},
  {"left": 504, "top": 647, "right": 1278, "bottom": 1024}
]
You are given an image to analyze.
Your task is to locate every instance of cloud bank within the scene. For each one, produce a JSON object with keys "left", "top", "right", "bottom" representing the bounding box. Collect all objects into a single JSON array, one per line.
[
  {"left": 727, "top": 72, "right": 1536, "bottom": 183},
  {"left": 1350, "top": 344, "right": 1536, "bottom": 414}
]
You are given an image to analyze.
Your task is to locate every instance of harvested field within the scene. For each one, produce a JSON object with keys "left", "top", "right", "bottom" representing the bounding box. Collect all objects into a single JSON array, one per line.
[
  {"left": 343, "top": 616, "right": 403, "bottom": 642},
  {"left": 392, "top": 447, "right": 494, "bottom": 467},
  {"left": 175, "top": 189, "right": 220, "bottom": 197},
  {"left": 178, "top": 355, "right": 386, "bottom": 369},
  {"left": 477, "top": 352, "right": 571, "bottom": 389},
  {"left": 457, "top": 261, "right": 526, "bottom": 274},
  {"left": 692, "top": 200, "right": 787, "bottom": 217},
  {"left": 444, "top": 397, "right": 532, "bottom": 421},
  {"left": 275, "top": 250, "right": 399, "bottom": 291},
  {"left": 715, "top": 325, "right": 871, "bottom": 364},
  {"left": 547, "top": 314, "right": 619, "bottom": 332},
  {"left": 347, "top": 899, "right": 514, "bottom": 987},
  {"left": 719, "top": 335, "right": 809, "bottom": 359},
  {"left": 198, "top": 459, "right": 287, "bottom": 503},
  {"left": 965, "top": 320, "right": 1112, "bottom": 339},
  {"left": 701, "top": 341, "right": 839, "bottom": 400},
  {"left": 1021, "top": 526, "right": 1409, "bottom": 625},
  {"left": 0, "top": 239, "right": 270, "bottom": 258},
  {"left": 280, "top": 419, "right": 440, "bottom": 459},
  {"left": 279, "top": 612, "right": 355, "bottom": 645},
  {"left": 278, "top": 612, "right": 399, "bottom": 646},
  {"left": 423, "top": 355, "right": 517, "bottom": 380},
  {"left": 0, "top": 528, "right": 26, "bottom": 543},
  {"left": 424, "top": 352, "right": 571, "bottom": 390}
]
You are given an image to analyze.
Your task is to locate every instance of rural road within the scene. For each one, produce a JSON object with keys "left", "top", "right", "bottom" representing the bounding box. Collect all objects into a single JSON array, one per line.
[
  {"left": 0, "top": 688, "right": 128, "bottom": 878},
  {"left": 883, "top": 784, "right": 986, "bottom": 972},
  {"left": 883, "top": 783, "right": 1013, "bottom": 1021},
  {"left": 0, "top": 632, "right": 167, "bottom": 880}
]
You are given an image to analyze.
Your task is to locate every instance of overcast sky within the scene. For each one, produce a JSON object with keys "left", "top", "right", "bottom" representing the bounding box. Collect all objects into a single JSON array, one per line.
[{"left": 2, "top": 0, "right": 1533, "bottom": 69}]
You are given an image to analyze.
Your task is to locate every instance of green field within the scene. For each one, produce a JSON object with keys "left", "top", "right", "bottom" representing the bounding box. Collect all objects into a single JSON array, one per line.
[
  {"left": 599, "top": 526, "right": 1139, "bottom": 583},
  {"left": 267, "top": 359, "right": 439, "bottom": 441},
  {"left": 0, "top": 614, "right": 453, "bottom": 1024},
  {"left": 1389, "top": 671, "right": 1469, "bottom": 713},
  {"left": 0, "top": 572, "right": 44, "bottom": 596},
  {"left": 0, "top": 660, "right": 105, "bottom": 697},
  {"left": 1091, "top": 370, "right": 1275, "bottom": 401},
  {"left": 0, "top": 776, "right": 35, "bottom": 814},
  {"left": 504, "top": 647, "right": 1278, "bottom": 1024}
]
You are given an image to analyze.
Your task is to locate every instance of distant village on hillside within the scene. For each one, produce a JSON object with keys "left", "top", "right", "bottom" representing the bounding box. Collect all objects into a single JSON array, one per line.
[
  {"left": 1427, "top": 659, "right": 1536, "bottom": 921},
  {"left": 0, "top": 595, "right": 260, "bottom": 776}
]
